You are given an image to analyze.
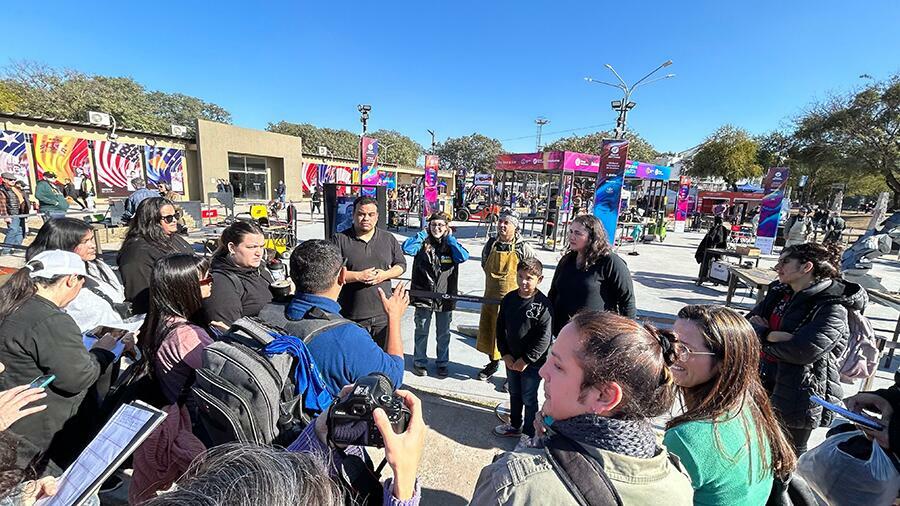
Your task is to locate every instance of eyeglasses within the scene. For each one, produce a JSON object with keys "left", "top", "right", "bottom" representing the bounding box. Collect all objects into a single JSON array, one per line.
[
  {"left": 673, "top": 342, "right": 717, "bottom": 362},
  {"left": 199, "top": 275, "right": 214, "bottom": 286},
  {"left": 160, "top": 212, "right": 180, "bottom": 224}
]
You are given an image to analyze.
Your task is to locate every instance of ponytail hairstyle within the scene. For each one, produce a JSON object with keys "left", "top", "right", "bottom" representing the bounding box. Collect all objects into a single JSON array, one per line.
[
  {"left": 0, "top": 260, "right": 67, "bottom": 320},
  {"left": 213, "top": 220, "right": 265, "bottom": 260},
  {"left": 667, "top": 305, "right": 796, "bottom": 480},
  {"left": 569, "top": 311, "right": 677, "bottom": 420},
  {"left": 780, "top": 242, "right": 843, "bottom": 280}
]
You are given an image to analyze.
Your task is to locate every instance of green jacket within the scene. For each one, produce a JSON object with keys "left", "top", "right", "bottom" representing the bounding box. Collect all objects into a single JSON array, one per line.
[
  {"left": 470, "top": 439, "right": 694, "bottom": 505},
  {"left": 35, "top": 179, "right": 69, "bottom": 212}
]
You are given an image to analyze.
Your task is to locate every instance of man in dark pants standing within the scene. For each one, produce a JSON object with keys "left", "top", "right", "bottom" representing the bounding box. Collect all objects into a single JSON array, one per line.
[{"left": 332, "top": 195, "right": 407, "bottom": 348}]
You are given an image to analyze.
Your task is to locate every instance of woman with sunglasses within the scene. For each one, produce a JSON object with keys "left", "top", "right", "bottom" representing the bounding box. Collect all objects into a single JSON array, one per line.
[
  {"left": 548, "top": 214, "right": 635, "bottom": 337},
  {"left": 664, "top": 305, "right": 796, "bottom": 505},
  {"left": 137, "top": 254, "right": 213, "bottom": 404},
  {"left": 118, "top": 197, "right": 194, "bottom": 314},
  {"left": 0, "top": 251, "right": 120, "bottom": 470}
]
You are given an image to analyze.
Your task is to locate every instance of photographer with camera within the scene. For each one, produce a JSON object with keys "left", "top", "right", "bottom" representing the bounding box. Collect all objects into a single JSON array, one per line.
[{"left": 288, "top": 374, "right": 427, "bottom": 505}]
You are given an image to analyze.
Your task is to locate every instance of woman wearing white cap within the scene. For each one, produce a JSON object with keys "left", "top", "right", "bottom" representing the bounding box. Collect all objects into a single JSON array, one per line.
[{"left": 0, "top": 250, "right": 121, "bottom": 471}]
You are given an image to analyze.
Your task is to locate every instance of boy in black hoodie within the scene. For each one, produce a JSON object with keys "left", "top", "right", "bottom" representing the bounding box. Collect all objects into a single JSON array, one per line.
[{"left": 493, "top": 257, "right": 552, "bottom": 438}]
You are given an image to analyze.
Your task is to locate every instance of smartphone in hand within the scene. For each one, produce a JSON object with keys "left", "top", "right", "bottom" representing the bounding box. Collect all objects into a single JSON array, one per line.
[{"left": 29, "top": 374, "right": 55, "bottom": 389}]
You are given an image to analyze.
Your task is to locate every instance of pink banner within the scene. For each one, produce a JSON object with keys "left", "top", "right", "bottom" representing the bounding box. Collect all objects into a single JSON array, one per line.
[
  {"left": 423, "top": 155, "right": 439, "bottom": 220},
  {"left": 675, "top": 176, "right": 691, "bottom": 222}
]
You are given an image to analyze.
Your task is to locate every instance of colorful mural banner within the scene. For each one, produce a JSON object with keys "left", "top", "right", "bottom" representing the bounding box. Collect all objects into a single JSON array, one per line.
[
  {"left": 496, "top": 151, "right": 671, "bottom": 180},
  {"left": 591, "top": 139, "right": 629, "bottom": 245},
  {"left": 423, "top": 155, "right": 439, "bottom": 220},
  {"left": 624, "top": 160, "right": 671, "bottom": 180},
  {"left": 0, "top": 131, "right": 32, "bottom": 188},
  {"left": 32, "top": 134, "right": 93, "bottom": 183},
  {"left": 378, "top": 170, "right": 396, "bottom": 190},
  {"left": 303, "top": 163, "right": 355, "bottom": 193},
  {"left": 145, "top": 146, "right": 185, "bottom": 194},
  {"left": 92, "top": 141, "right": 144, "bottom": 197},
  {"left": 360, "top": 137, "right": 379, "bottom": 196},
  {"left": 755, "top": 167, "right": 791, "bottom": 254},
  {"left": 674, "top": 176, "right": 691, "bottom": 233}
]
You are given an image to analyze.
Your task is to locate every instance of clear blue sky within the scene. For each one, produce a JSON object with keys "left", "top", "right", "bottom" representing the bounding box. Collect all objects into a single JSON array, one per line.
[{"left": 4, "top": 1, "right": 899, "bottom": 156}]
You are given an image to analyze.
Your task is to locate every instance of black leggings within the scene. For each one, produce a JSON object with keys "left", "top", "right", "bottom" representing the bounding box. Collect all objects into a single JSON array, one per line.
[{"left": 786, "top": 427, "right": 813, "bottom": 455}]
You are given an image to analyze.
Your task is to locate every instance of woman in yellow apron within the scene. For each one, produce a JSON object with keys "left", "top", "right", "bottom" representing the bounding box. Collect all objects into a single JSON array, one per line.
[{"left": 476, "top": 211, "right": 534, "bottom": 380}]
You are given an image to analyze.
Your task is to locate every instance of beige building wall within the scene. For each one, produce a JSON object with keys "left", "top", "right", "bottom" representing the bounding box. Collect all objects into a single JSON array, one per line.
[{"left": 195, "top": 119, "right": 303, "bottom": 201}]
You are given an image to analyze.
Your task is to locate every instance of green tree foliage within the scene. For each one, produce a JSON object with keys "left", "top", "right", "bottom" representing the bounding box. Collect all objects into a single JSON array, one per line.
[
  {"left": 0, "top": 81, "right": 22, "bottom": 112},
  {"left": 266, "top": 121, "right": 359, "bottom": 159},
  {"left": 544, "top": 130, "right": 659, "bottom": 163},
  {"left": 0, "top": 61, "right": 231, "bottom": 135},
  {"left": 367, "top": 129, "right": 422, "bottom": 166},
  {"left": 434, "top": 133, "right": 505, "bottom": 175},
  {"left": 790, "top": 75, "right": 900, "bottom": 205},
  {"left": 685, "top": 125, "right": 763, "bottom": 190}
]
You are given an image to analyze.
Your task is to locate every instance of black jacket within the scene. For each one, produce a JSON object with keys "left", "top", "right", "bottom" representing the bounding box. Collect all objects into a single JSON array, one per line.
[
  {"left": 694, "top": 224, "right": 729, "bottom": 264},
  {"left": 202, "top": 255, "right": 274, "bottom": 325},
  {"left": 872, "top": 371, "right": 900, "bottom": 456},
  {"left": 548, "top": 251, "right": 636, "bottom": 335},
  {"left": 748, "top": 279, "right": 867, "bottom": 429},
  {"left": 497, "top": 290, "right": 553, "bottom": 366},
  {"left": 402, "top": 230, "right": 469, "bottom": 312},
  {"left": 0, "top": 296, "right": 115, "bottom": 469},
  {"left": 117, "top": 234, "right": 194, "bottom": 314}
]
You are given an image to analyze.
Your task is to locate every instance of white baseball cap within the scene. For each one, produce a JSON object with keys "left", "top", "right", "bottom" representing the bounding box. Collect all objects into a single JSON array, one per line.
[{"left": 25, "top": 250, "right": 87, "bottom": 279}]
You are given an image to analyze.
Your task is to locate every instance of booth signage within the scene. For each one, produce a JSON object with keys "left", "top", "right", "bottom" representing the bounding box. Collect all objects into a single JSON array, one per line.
[
  {"left": 624, "top": 160, "right": 671, "bottom": 181},
  {"left": 423, "top": 155, "right": 439, "bottom": 220},
  {"left": 591, "top": 139, "right": 629, "bottom": 246},
  {"left": 755, "top": 167, "right": 790, "bottom": 255},
  {"left": 360, "top": 137, "right": 379, "bottom": 196},
  {"left": 674, "top": 176, "right": 691, "bottom": 232}
]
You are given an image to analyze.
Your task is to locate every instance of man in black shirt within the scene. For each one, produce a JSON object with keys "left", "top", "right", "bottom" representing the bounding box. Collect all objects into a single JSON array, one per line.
[
  {"left": 332, "top": 195, "right": 407, "bottom": 348},
  {"left": 494, "top": 257, "right": 553, "bottom": 438}
]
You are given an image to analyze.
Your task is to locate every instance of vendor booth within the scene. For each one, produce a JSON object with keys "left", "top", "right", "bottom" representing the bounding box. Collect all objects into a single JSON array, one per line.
[{"left": 494, "top": 151, "right": 675, "bottom": 250}]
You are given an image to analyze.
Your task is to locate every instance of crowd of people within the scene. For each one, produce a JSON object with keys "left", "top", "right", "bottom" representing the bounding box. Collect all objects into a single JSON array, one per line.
[{"left": 0, "top": 191, "right": 894, "bottom": 505}]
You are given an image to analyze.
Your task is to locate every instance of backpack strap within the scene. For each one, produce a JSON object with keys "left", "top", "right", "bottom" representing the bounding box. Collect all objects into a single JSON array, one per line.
[{"left": 544, "top": 435, "right": 623, "bottom": 506}]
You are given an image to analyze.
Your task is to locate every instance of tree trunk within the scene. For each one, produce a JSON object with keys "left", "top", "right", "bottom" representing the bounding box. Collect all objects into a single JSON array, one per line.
[{"left": 884, "top": 169, "right": 900, "bottom": 209}]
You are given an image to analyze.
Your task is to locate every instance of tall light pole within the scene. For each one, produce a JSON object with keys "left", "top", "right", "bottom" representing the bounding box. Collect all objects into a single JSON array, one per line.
[
  {"left": 535, "top": 117, "right": 550, "bottom": 150},
  {"left": 585, "top": 60, "right": 674, "bottom": 139},
  {"left": 426, "top": 129, "right": 436, "bottom": 154},
  {"left": 357, "top": 104, "right": 371, "bottom": 169}
]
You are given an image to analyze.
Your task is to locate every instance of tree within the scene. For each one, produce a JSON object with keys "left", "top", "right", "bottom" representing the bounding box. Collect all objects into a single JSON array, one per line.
[
  {"left": 368, "top": 129, "right": 422, "bottom": 166},
  {"left": 266, "top": 121, "right": 359, "bottom": 159},
  {"left": 1, "top": 60, "right": 232, "bottom": 135},
  {"left": 434, "top": 133, "right": 505, "bottom": 175},
  {"left": 544, "top": 130, "right": 659, "bottom": 162},
  {"left": 0, "top": 82, "right": 21, "bottom": 112},
  {"left": 684, "top": 125, "right": 763, "bottom": 190},
  {"left": 791, "top": 75, "right": 900, "bottom": 206}
]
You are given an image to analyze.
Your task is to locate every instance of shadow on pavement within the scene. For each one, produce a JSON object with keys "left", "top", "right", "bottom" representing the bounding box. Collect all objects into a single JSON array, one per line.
[{"left": 421, "top": 488, "right": 470, "bottom": 506}]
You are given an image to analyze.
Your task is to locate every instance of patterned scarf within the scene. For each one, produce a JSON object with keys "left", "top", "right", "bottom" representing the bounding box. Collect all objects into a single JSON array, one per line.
[{"left": 550, "top": 414, "right": 658, "bottom": 459}]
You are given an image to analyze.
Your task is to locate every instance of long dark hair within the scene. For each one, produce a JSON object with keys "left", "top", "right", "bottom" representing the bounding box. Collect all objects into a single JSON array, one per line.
[
  {"left": 566, "top": 214, "right": 611, "bottom": 269},
  {"left": 569, "top": 311, "right": 677, "bottom": 420},
  {"left": 780, "top": 242, "right": 843, "bottom": 280},
  {"left": 214, "top": 220, "right": 265, "bottom": 259},
  {"left": 667, "top": 305, "right": 796, "bottom": 479},
  {"left": 138, "top": 254, "right": 209, "bottom": 376},
  {"left": 122, "top": 197, "right": 179, "bottom": 252},
  {"left": 26, "top": 218, "right": 113, "bottom": 284},
  {"left": 0, "top": 260, "right": 67, "bottom": 320}
]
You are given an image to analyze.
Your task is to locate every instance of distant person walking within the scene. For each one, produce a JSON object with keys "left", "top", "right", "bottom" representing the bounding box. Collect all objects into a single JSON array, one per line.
[
  {"left": 783, "top": 206, "right": 813, "bottom": 247},
  {"left": 35, "top": 172, "right": 69, "bottom": 221}
]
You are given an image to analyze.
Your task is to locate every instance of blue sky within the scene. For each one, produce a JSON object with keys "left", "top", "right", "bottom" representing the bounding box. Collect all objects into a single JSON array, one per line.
[{"left": 3, "top": 1, "right": 899, "bottom": 156}]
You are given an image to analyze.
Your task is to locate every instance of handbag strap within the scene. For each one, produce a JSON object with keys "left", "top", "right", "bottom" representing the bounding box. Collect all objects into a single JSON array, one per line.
[{"left": 544, "top": 434, "right": 623, "bottom": 506}]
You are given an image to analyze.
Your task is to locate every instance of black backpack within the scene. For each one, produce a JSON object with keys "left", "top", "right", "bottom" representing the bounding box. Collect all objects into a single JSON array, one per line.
[{"left": 191, "top": 312, "right": 349, "bottom": 447}]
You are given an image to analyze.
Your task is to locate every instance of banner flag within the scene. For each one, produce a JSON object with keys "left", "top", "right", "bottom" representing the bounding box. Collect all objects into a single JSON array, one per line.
[
  {"left": 92, "top": 141, "right": 143, "bottom": 197},
  {"left": 674, "top": 176, "right": 691, "bottom": 232},
  {"left": 360, "top": 137, "right": 379, "bottom": 196},
  {"left": 32, "top": 134, "right": 93, "bottom": 184},
  {"left": 591, "top": 139, "right": 629, "bottom": 245},
  {"left": 145, "top": 146, "right": 185, "bottom": 194},
  {"left": 423, "top": 155, "right": 439, "bottom": 220},
  {"left": 0, "top": 131, "right": 32, "bottom": 188},
  {"left": 755, "top": 167, "right": 790, "bottom": 254}
]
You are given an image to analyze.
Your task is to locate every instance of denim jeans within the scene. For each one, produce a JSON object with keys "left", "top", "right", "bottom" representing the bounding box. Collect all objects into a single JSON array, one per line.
[
  {"left": 413, "top": 307, "right": 452, "bottom": 368},
  {"left": 3, "top": 217, "right": 24, "bottom": 253},
  {"left": 508, "top": 364, "right": 542, "bottom": 437}
]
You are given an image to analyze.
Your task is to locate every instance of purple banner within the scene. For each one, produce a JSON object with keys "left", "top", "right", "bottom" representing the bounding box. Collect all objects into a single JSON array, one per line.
[
  {"left": 562, "top": 152, "right": 602, "bottom": 172},
  {"left": 755, "top": 167, "right": 791, "bottom": 254},
  {"left": 675, "top": 177, "right": 691, "bottom": 222},
  {"left": 592, "top": 139, "right": 629, "bottom": 245},
  {"left": 423, "top": 155, "right": 439, "bottom": 220},
  {"left": 624, "top": 160, "right": 671, "bottom": 180},
  {"left": 360, "top": 137, "right": 379, "bottom": 196}
]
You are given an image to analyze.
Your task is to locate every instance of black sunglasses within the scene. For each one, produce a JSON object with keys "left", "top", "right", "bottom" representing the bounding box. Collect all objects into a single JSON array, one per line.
[{"left": 160, "top": 212, "right": 181, "bottom": 223}]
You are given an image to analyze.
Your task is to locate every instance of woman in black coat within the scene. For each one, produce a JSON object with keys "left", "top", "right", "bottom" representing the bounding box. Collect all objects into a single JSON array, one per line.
[
  {"left": 201, "top": 221, "right": 274, "bottom": 326},
  {"left": 747, "top": 242, "right": 867, "bottom": 454},
  {"left": 117, "top": 197, "right": 194, "bottom": 314},
  {"left": 548, "top": 214, "right": 635, "bottom": 336}
]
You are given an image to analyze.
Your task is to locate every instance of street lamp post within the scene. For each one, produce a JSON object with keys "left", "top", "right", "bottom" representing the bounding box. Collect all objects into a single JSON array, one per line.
[
  {"left": 585, "top": 60, "right": 674, "bottom": 139},
  {"left": 358, "top": 104, "right": 372, "bottom": 169}
]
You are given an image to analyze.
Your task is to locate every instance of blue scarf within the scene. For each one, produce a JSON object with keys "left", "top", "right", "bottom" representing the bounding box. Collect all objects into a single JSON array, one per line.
[{"left": 263, "top": 333, "right": 333, "bottom": 413}]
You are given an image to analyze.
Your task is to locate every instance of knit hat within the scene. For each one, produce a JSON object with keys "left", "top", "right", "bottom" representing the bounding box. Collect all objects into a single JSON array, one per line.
[
  {"left": 498, "top": 209, "right": 520, "bottom": 227},
  {"left": 24, "top": 250, "right": 87, "bottom": 279}
]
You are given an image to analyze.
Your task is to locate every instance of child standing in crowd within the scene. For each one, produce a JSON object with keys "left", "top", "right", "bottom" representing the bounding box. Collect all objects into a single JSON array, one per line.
[{"left": 493, "top": 258, "right": 552, "bottom": 438}]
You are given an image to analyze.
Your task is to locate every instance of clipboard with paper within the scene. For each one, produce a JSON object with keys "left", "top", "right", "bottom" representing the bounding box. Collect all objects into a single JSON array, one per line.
[{"left": 37, "top": 401, "right": 167, "bottom": 506}]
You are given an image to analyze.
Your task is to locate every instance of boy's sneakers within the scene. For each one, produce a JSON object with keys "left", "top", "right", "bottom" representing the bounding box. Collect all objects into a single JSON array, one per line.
[
  {"left": 412, "top": 365, "right": 427, "bottom": 377},
  {"left": 477, "top": 360, "right": 500, "bottom": 381},
  {"left": 493, "top": 424, "right": 523, "bottom": 438}
]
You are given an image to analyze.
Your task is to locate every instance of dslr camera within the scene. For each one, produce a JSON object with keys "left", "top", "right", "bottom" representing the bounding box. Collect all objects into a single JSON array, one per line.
[{"left": 327, "top": 373, "right": 410, "bottom": 448}]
